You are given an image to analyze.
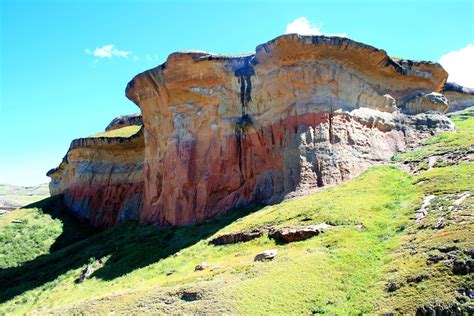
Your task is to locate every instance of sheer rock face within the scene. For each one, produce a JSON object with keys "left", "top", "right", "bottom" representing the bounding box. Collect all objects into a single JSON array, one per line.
[
  {"left": 443, "top": 82, "right": 474, "bottom": 112},
  {"left": 125, "top": 34, "right": 453, "bottom": 226},
  {"left": 47, "top": 129, "right": 144, "bottom": 228}
]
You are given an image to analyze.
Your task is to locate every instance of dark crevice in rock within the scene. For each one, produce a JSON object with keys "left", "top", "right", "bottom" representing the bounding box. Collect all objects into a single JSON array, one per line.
[
  {"left": 235, "top": 127, "right": 245, "bottom": 185},
  {"left": 315, "top": 160, "right": 324, "bottom": 188},
  {"left": 234, "top": 61, "right": 255, "bottom": 186},
  {"left": 235, "top": 63, "right": 255, "bottom": 112},
  {"left": 328, "top": 107, "right": 334, "bottom": 144}
]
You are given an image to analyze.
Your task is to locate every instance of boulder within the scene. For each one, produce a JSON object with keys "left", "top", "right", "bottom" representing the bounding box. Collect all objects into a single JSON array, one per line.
[
  {"left": 210, "top": 230, "right": 263, "bottom": 245},
  {"left": 404, "top": 92, "right": 449, "bottom": 114},
  {"left": 78, "top": 265, "right": 94, "bottom": 283},
  {"left": 194, "top": 262, "right": 209, "bottom": 271},
  {"left": 254, "top": 249, "right": 277, "bottom": 261},
  {"left": 269, "top": 223, "right": 332, "bottom": 243}
]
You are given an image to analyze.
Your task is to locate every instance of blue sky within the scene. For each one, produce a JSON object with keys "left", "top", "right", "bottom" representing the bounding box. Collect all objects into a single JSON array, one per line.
[{"left": 1, "top": 0, "right": 473, "bottom": 186}]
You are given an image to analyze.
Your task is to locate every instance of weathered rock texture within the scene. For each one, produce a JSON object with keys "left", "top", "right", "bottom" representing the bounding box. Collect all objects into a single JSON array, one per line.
[
  {"left": 105, "top": 113, "right": 143, "bottom": 131},
  {"left": 124, "top": 34, "right": 453, "bottom": 227},
  {"left": 49, "top": 34, "right": 460, "bottom": 228},
  {"left": 443, "top": 82, "right": 474, "bottom": 112},
  {"left": 47, "top": 125, "right": 144, "bottom": 227},
  {"left": 269, "top": 223, "right": 332, "bottom": 243}
]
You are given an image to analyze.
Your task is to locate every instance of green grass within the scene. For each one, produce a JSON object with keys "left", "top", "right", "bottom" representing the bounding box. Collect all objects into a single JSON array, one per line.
[
  {"left": 0, "top": 197, "right": 96, "bottom": 270},
  {"left": 377, "top": 109, "right": 474, "bottom": 314},
  {"left": 89, "top": 125, "right": 141, "bottom": 138},
  {"left": 0, "top": 208, "right": 62, "bottom": 268},
  {"left": 414, "top": 162, "right": 474, "bottom": 195},
  {"left": 0, "top": 166, "right": 419, "bottom": 314}
]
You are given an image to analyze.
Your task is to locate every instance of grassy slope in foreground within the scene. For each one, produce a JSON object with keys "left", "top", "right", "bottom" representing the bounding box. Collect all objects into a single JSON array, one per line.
[
  {"left": 0, "top": 109, "right": 472, "bottom": 314},
  {"left": 1, "top": 166, "right": 416, "bottom": 314},
  {"left": 378, "top": 108, "right": 473, "bottom": 314}
]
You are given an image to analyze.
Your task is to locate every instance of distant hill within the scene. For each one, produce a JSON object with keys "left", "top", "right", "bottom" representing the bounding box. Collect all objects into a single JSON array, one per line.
[{"left": 0, "top": 183, "right": 49, "bottom": 211}]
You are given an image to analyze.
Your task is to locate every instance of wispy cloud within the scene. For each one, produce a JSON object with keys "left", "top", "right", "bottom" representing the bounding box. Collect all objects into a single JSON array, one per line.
[
  {"left": 145, "top": 54, "right": 160, "bottom": 62},
  {"left": 285, "top": 17, "right": 347, "bottom": 37},
  {"left": 439, "top": 44, "right": 474, "bottom": 88},
  {"left": 85, "top": 44, "right": 130, "bottom": 58}
]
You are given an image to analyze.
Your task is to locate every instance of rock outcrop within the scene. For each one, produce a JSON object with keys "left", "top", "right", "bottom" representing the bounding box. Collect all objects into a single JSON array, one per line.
[
  {"left": 47, "top": 123, "right": 144, "bottom": 228},
  {"left": 105, "top": 113, "right": 143, "bottom": 131},
  {"left": 443, "top": 82, "right": 474, "bottom": 112},
  {"left": 50, "top": 34, "right": 457, "bottom": 228},
  {"left": 404, "top": 92, "right": 449, "bottom": 114},
  {"left": 210, "top": 230, "right": 264, "bottom": 245},
  {"left": 125, "top": 34, "right": 453, "bottom": 227},
  {"left": 269, "top": 223, "right": 332, "bottom": 243}
]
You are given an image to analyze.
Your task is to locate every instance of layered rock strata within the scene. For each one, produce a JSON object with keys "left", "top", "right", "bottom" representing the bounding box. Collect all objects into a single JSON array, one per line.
[
  {"left": 124, "top": 34, "right": 454, "bottom": 227},
  {"left": 47, "top": 126, "right": 144, "bottom": 228},
  {"left": 443, "top": 82, "right": 474, "bottom": 112}
]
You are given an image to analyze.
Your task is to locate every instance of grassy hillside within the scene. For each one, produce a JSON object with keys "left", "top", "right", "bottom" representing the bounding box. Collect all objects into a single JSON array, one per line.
[
  {"left": 0, "top": 183, "right": 49, "bottom": 210},
  {"left": 0, "top": 109, "right": 472, "bottom": 315},
  {"left": 0, "top": 197, "right": 96, "bottom": 269}
]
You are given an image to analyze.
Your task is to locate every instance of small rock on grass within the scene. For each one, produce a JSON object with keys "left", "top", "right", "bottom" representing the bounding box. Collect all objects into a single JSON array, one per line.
[
  {"left": 194, "top": 262, "right": 209, "bottom": 271},
  {"left": 254, "top": 249, "right": 277, "bottom": 262}
]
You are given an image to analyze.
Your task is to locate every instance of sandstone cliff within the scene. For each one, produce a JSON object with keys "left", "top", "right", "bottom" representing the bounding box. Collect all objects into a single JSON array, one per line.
[
  {"left": 49, "top": 34, "right": 458, "bottom": 228},
  {"left": 47, "top": 119, "right": 144, "bottom": 227},
  {"left": 124, "top": 34, "right": 453, "bottom": 227},
  {"left": 443, "top": 82, "right": 474, "bottom": 112}
]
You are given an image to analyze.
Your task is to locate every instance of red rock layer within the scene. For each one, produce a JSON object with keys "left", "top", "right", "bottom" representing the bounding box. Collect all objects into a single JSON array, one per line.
[
  {"left": 48, "top": 129, "right": 144, "bottom": 228},
  {"left": 50, "top": 34, "right": 456, "bottom": 228},
  {"left": 125, "top": 35, "right": 454, "bottom": 226}
]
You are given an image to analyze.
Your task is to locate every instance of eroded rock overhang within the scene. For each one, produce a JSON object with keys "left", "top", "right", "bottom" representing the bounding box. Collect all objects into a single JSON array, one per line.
[{"left": 125, "top": 34, "right": 453, "bottom": 226}]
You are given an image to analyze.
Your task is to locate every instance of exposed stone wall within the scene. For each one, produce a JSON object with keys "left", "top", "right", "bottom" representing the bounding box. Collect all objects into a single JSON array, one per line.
[
  {"left": 125, "top": 34, "right": 453, "bottom": 226},
  {"left": 443, "top": 82, "right": 474, "bottom": 112},
  {"left": 47, "top": 129, "right": 144, "bottom": 228}
]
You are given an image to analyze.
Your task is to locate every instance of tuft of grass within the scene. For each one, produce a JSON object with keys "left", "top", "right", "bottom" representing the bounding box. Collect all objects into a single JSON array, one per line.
[{"left": 89, "top": 125, "right": 141, "bottom": 138}]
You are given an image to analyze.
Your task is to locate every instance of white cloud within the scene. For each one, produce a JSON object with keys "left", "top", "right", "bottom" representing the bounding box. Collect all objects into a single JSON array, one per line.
[
  {"left": 285, "top": 17, "right": 322, "bottom": 35},
  {"left": 145, "top": 54, "right": 160, "bottom": 62},
  {"left": 85, "top": 44, "right": 130, "bottom": 58},
  {"left": 439, "top": 44, "right": 474, "bottom": 88},
  {"left": 285, "top": 17, "right": 347, "bottom": 37}
]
